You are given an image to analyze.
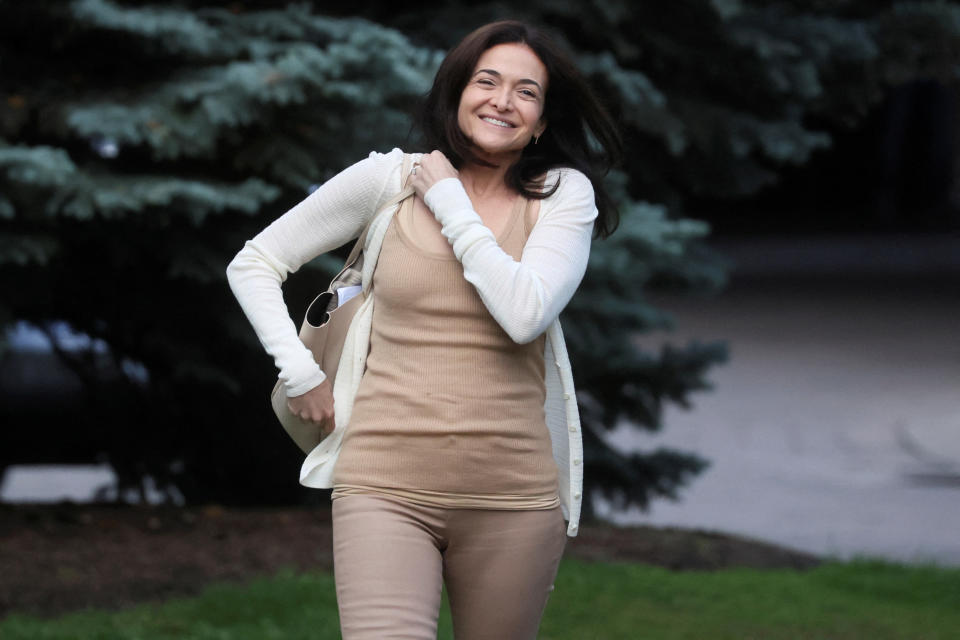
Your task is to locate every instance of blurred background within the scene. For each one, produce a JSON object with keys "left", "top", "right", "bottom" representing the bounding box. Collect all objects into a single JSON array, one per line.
[{"left": 2, "top": 0, "right": 959, "bottom": 566}]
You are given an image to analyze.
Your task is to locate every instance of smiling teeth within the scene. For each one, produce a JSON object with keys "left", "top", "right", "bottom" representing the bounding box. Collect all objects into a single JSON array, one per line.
[{"left": 482, "top": 117, "right": 513, "bottom": 128}]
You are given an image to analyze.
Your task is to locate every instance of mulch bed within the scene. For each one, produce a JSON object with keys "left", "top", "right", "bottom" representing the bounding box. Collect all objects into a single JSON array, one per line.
[{"left": 0, "top": 503, "right": 820, "bottom": 619}]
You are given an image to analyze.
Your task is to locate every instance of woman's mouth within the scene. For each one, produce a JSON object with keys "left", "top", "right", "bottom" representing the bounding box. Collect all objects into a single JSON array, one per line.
[{"left": 480, "top": 116, "right": 515, "bottom": 128}]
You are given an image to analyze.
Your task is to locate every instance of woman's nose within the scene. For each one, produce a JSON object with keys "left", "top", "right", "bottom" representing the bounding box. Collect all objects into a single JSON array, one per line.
[{"left": 491, "top": 88, "right": 512, "bottom": 111}]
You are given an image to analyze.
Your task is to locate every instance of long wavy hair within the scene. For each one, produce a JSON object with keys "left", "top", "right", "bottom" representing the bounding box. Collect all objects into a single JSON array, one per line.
[{"left": 416, "top": 20, "right": 623, "bottom": 238}]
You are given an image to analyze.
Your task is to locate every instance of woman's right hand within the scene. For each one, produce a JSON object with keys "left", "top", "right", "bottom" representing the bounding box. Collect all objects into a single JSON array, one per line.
[
  {"left": 287, "top": 378, "right": 336, "bottom": 437},
  {"left": 410, "top": 150, "right": 459, "bottom": 201}
]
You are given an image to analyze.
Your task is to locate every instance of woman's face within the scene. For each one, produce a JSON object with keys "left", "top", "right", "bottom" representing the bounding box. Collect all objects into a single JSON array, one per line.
[{"left": 457, "top": 43, "right": 548, "bottom": 164}]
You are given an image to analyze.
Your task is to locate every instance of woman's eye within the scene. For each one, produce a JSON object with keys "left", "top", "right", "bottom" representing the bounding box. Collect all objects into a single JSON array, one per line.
[{"left": 478, "top": 78, "right": 495, "bottom": 86}]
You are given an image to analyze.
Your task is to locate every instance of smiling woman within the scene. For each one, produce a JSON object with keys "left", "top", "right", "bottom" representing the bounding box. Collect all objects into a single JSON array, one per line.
[
  {"left": 418, "top": 21, "right": 622, "bottom": 234},
  {"left": 226, "top": 19, "right": 622, "bottom": 640},
  {"left": 456, "top": 44, "right": 549, "bottom": 160}
]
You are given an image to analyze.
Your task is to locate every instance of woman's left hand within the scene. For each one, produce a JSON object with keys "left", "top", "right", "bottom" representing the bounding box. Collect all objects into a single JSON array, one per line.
[{"left": 410, "top": 150, "right": 459, "bottom": 200}]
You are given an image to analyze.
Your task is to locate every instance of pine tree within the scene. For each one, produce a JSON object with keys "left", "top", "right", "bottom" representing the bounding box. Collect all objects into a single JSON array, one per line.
[
  {"left": 0, "top": 0, "right": 444, "bottom": 503},
  {"left": 351, "top": 0, "right": 960, "bottom": 513},
  {"left": 2, "top": 0, "right": 957, "bottom": 511}
]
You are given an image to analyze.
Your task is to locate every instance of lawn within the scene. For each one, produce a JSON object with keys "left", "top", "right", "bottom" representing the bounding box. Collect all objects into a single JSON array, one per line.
[{"left": 2, "top": 557, "right": 958, "bottom": 639}]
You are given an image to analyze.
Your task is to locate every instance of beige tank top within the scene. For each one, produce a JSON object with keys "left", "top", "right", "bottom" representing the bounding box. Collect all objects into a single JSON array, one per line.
[{"left": 331, "top": 191, "right": 559, "bottom": 509}]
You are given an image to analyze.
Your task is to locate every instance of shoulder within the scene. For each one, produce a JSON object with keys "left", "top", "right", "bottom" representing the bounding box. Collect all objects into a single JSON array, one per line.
[
  {"left": 363, "top": 148, "right": 418, "bottom": 207},
  {"left": 365, "top": 146, "right": 406, "bottom": 167},
  {"left": 363, "top": 147, "right": 406, "bottom": 188},
  {"left": 539, "top": 167, "right": 597, "bottom": 221}
]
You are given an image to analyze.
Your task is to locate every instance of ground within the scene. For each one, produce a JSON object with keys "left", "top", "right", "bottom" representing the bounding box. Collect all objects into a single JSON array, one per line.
[
  {"left": 612, "top": 278, "right": 960, "bottom": 565},
  {"left": 0, "top": 503, "right": 819, "bottom": 619}
]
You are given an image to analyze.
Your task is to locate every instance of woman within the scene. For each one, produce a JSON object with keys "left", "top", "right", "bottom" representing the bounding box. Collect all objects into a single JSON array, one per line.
[{"left": 227, "top": 20, "right": 621, "bottom": 639}]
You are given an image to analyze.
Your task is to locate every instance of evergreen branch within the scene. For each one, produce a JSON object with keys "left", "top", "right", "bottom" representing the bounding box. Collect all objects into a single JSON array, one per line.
[
  {"left": 71, "top": 0, "right": 224, "bottom": 56},
  {"left": 0, "top": 144, "right": 77, "bottom": 187},
  {"left": 574, "top": 339, "right": 729, "bottom": 432},
  {"left": 578, "top": 52, "right": 689, "bottom": 154},
  {"left": 33, "top": 173, "right": 281, "bottom": 222},
  {"left": 581, "top": 425, "right": 710, "bottom": 517},
  {"left": 0, "top": 195, "right": 14, "bottom": 220},
  {"left": 0, "top": 233, "right": 59, "bottom": 266},
  {"left": 673, "top": 97, "right": 832, "bottom": 165}
]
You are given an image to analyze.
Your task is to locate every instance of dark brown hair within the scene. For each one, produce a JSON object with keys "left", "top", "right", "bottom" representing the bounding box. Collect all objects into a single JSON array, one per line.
[{"left": 416, "top": 20, "right": 623, "bottom": 238}]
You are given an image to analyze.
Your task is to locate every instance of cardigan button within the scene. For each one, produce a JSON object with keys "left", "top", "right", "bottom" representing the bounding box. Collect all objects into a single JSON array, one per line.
[
  {"left": 573, "top": 491, "right": 581, "bottom": 499},
  {"left": 563, "top": 393, "right": 570, "bottom": 400},
  {"left": 569, "top": 425, "right": 577, "bottom": 433},
  {"left": 570, "top": 524, "right": 578, "bottom": 532},
  {"left": 573, "top": 458, "right": 581, "bottom": 466}
]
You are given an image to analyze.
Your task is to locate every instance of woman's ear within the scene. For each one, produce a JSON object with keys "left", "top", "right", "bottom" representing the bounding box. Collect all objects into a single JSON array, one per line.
[{"left": 535, "top": 120, "right": 547, "bottom": 140}]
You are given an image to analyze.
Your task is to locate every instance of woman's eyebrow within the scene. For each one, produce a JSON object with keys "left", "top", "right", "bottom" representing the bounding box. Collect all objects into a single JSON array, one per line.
[{"left": 474, "top": 68, "right": 543, "bottom": 92}]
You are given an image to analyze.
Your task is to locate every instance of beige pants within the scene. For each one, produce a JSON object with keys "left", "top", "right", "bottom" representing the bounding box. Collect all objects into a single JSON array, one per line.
[{"left": 331, "top": 494, "right": 567, "bottom": 640}]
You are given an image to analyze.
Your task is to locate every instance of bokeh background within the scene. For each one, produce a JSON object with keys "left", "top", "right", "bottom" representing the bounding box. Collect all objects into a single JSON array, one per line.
[{"left": 2, "top": 0, "right": 959, "bottom": 568}]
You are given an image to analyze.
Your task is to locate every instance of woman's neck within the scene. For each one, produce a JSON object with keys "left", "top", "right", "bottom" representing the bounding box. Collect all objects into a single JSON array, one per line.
[{"left": 459, "top": 158, "right": 516, "bottom": 200}]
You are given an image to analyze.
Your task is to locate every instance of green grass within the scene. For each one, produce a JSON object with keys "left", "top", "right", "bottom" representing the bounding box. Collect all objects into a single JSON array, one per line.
[{"left": 3, "top": 558, "right": 959, "bottom": 639}]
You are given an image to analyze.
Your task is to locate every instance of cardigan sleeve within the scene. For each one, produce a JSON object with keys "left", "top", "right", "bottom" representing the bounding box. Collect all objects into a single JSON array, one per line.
[
  {"left": 226, "top": 148, "right": 406, "bottom": 397},
  {"left": 423, "top": 168, "right": 597, "bottom": 344}
]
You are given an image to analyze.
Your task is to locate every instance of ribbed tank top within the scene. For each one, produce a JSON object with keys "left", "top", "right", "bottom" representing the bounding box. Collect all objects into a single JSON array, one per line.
[{"left": 331, "top": 192, "right": 559, "bottom": 509}]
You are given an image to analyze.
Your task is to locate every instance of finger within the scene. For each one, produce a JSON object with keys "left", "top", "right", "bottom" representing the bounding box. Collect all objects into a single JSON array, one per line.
[
  {"left": 288, "top": 402, "right": 309, "bottom": 422},
  {"left": 320, "top": 415, "right": 335, "bottom": 436}
]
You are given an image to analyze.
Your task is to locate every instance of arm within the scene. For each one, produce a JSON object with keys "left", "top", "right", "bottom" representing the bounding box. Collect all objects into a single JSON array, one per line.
[
  {"left": 226, "top": 148, "right": 405, "bottom": 396},
  {"left": 423, "top": 169, "right": 597, "bottom": 344}
]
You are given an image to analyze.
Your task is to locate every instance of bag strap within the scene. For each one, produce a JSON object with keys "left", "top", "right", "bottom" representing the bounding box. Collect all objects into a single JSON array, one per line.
[{"left": 343, "top": 154, "right": 416, "bottom": 265}]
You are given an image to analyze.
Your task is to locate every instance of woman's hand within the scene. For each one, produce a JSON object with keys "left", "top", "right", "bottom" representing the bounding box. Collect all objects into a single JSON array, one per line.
[
  {"left": 287, "top": 378, "right": 336, "bottom": 437},
  {"left": 410, "top": 150, "right": 459, "bottom": 200}
]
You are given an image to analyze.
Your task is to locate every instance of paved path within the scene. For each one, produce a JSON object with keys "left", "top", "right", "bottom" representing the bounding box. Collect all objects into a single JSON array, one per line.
[
  {"left": 604, "top": 279, "right": 960, "bottom": 565},
  {"left": 4, "top": 268, "right": 958, "bottom": 566}
]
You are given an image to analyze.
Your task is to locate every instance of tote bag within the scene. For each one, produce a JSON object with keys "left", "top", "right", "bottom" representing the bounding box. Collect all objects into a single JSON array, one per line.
[{"left": 271, "top": 154, "right": 414, "bottom": 453}]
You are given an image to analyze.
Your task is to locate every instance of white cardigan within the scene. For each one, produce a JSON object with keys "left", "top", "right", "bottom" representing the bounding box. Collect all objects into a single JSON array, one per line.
[{"left": 226, "top": 148, "right": 595, "bottom": 536}]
